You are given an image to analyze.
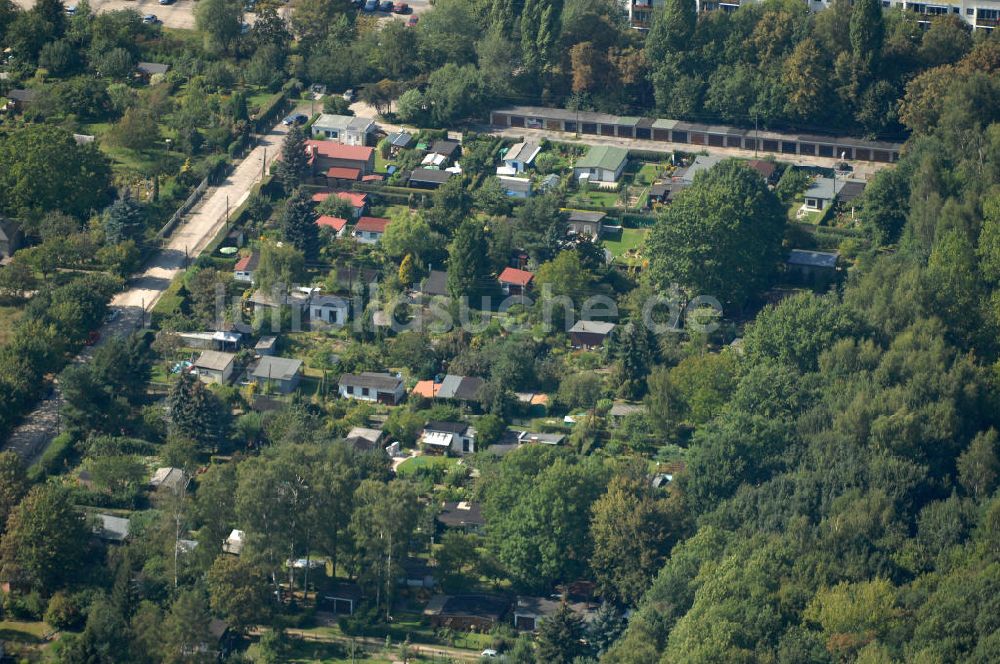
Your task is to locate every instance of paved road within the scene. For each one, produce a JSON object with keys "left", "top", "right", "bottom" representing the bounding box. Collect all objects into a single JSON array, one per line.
[{"left": 0, "top": 107, "right": 305, "bottom": 465}]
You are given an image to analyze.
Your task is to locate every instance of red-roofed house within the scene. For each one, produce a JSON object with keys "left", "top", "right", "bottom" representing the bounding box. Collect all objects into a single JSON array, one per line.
[
  {"left": 747, "top": 159, "right": 778, "bottom": 185},
  {"left": 312, "top": 192, "right": 331, "bottom": 204},
  {"left": 498, "top": 267, "right": 534, "bottom": 296},
  {"left": 316, "top": 215, "right": 349, "bottom": 237},
  {"left": 337, "top": 192, "right": 368, "bottom": 219},
  {"left": 411, "top": 380, "right": 441, "bottom": 399},
  {"left": 353, "top": 216, "right": 391, "bottom": 244},
  {"left": 234, "top": 251, "right": 260, "bottom": 284},
  {"left": 326, "top": 167, "right": 361, "bottom": 183},
  {"left": 306, "top": 141, "right": 375, "bottom": 175}
]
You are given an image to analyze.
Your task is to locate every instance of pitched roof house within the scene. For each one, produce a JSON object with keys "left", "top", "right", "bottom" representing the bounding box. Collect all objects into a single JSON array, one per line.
[
  {"left": 430, "top": 139, "right": 461, "bottom": 162},
  {"left": 306, "top": 141, "right": 375, "bottom": 175},
  {"left": 193, "top": 350, "right": 237, "bottom": 385},
  {"left": 574, "top": 145, "right": 628, "bottom": 183},
  {"left": 94, "top": 514, "right": 130, "bottom": 542},
  {"left": 353, "top": 216, "right": 391, "bottom": 244},
  {"left": 409, "top": 168, "right": 454, "bottom": 189},
  {"left": 233, "top": 251, "right": 259, "bottom": 283},
  {"left": 310, "top": 294, "right": 350, "bottom": 326},
  {"left": 150, "top": 467, "right": 189, "bottom": 493},
  {"left": 569, "top": 320, "right": 616, "bottom": 348},
  {"left": 336, "top": 191, "right": 368, "bottom": 218},
  {"left": 421, "top": 421, "right": 477, "bottom": 455},
  {"left": 498, "top": 267, "right": 534, "bottom": 295},
  {"left": 498, "top": 175, "right": 532, "bottom": 199},
  {"left": 338, "top": 372, "right": 405, "bottom": 405},
  {"left": 316, "top": 215, "right": 349, "bottom": 237},
  {"left": 326, "top": 166, "right": 361, "bottom": 182},
  {"left": 136, "top": 62, "right": 169, "bottom": 82},
  {"left": 566, "top": 210, "right": 607, "bottom": 237},
  {"left": 249, "top": 356, "right": 303, "bottom": 393},
  {"left": 503, "top": 141, "right": 541, "bottom": 173},
  {"left": 436, "top": 501, "right": 485, "bottom": 531},
  {"left": 424, "top": 594, "right": 509, "bottom": 631},
  {"left": 420, "top": 269, "right": 449, "bottom": 297}
]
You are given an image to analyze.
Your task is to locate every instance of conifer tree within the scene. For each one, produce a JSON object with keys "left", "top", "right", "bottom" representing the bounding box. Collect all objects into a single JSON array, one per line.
[{"left": 280, "top": 188, "right": 319, "bottom": 260}]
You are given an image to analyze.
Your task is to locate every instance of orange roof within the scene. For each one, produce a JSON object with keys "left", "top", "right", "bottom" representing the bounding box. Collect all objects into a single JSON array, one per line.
[
  {"left": 316, "top": 215, "right": 348, "bottom": 231},
  {"left": 361, "top": 174, "right": 384, "bottom": 182},
  {"left": 337, "top": 192, "right": 368, "bottom": 208},
  {"left": 312, "top": 192, "right": 331, "bottom": 203},
  {"left": 411, "top": 380, "right": 440, "bottom": 398},
  {"left": 306, "top": 140, "right": 374, "bottom": 162},
  {"left": 234, "top": 253, "right": 257, "bottom": 271},
  {"left": 355, "top": 216, "right": 390, "bottom": 233},
  {"left": 326, "top": 166, "right": 361, "bottom": 180},
  {"left": 498, "top": 267, "right": 534, "bottom": 286}
]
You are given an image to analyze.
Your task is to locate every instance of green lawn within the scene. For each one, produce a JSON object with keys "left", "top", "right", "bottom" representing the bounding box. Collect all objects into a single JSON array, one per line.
[
  {"left": 604, "top": 228, "right": 648, "bottom": 265},
  {"left": 634, "top": 162, "right": 663, "bottom": 186},
  {"left": 569, "top": 190, "right": 622, "bottom": 208},
  {"left": 0, "top": 619, "right": 52, "bottom": 643},
  {"left": 0, "top": 304, "right": 24, "bottom": 345},
  {"left": 375, "top": 152, "right": 394, "bottom": 174},
  {"left": 789, "top": 201, "right": 824, "bottom": 224},
  {"left": 395, "top": 455, "right": 461, "bottom": 477}
]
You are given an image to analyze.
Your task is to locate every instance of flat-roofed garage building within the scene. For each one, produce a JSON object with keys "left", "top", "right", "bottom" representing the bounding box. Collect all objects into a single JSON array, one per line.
[{"left": 489, "top": 106, "right": 903, "bottom": 163}]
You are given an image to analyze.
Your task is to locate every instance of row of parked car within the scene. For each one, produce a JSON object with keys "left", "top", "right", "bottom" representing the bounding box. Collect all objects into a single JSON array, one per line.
[{"left": 353, "top": 0, "right": 413, "bottom": 14}]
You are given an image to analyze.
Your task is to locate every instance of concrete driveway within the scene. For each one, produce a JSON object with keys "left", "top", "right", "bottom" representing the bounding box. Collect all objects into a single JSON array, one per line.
[{"left": 0, "top": 105, "right": 309, "bottom": 464}]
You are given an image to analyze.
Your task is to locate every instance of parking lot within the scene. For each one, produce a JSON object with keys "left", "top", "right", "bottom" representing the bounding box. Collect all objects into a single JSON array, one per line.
[
  {"left": 13, "top": 0, "right": 216, "bottom": 30},
  {"left": 14, "top": 0, "right": 430, "bottom": 31}
]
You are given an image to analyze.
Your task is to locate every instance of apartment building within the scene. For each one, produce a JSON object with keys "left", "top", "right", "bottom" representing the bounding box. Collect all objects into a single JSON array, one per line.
[{"left": 623, "top": 0, "right": 998, "bottom": 31}]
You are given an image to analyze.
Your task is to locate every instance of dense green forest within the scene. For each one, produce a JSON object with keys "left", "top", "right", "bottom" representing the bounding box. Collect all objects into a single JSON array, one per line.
[{"left": 604, "top": 40, "right": 1000, "bottom": 662}]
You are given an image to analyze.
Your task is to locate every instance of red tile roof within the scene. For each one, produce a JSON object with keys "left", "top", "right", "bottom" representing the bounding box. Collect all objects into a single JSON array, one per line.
[
  {"left": 361, "top": 174, "right": 384, "bottom": 183},
  {"left": 355, "top": 216, "right": 390, "bottom": 233},
  {"left": 326, "top": 167, "right": 361, "bottom": 180},
  {"left": 498, "top": 267, "right": 534, "bottom": 286},
  {"left": 337, "top": 192, "right": 368, "bottom": 208},
  {"left": 747, "top": 159, "right": 777, "bottom": 179},
  {"left": 306, "top": 140, "right": 374, "bottom": 162},
  {"left": 234, "top": 254, "right": 256, "bottom": 271},
  {"left": 411, "top": 380, "right": 440, "bottom": 398},
  {"left": 312, "top": 192, "right": 331, "bottom": 203},
  {"left": 316, "top": 215, "right": 348, "bottom": 231}
]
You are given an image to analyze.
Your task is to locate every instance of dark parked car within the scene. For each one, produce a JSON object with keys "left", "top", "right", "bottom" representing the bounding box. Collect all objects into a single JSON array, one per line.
[
  {"left": 392, "top": 2, "right": 410, "bottom": 12},
  {"left": 142, "top": 14, "right": 159, "bottom": 24},
  {"left": 363, "top": 0, "right": 378, "bottom": 11},
  {"left": 379, "top": 0, "right": 393, "bottom": 11},
  {"left": 282, "top": 114, "right": 308, "bottom": 126}
]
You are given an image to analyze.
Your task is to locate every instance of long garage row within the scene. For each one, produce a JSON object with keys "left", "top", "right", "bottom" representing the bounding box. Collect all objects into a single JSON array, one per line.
[{"left": 490, "top": 106, "right": 904, "bottom": 164}]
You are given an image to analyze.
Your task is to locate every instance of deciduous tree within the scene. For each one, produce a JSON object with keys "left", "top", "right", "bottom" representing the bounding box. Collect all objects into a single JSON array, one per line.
[
  {"left": 646, "top": 160, "right": 785, "bottom": 307},
  {"left": 0, "top": 484, "right": 89, "bottom": 594}
]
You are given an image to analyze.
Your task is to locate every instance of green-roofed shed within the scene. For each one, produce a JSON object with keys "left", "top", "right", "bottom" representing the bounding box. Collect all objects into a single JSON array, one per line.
[{"left": 573, "top": 145, "right": 628, "bottom": 183}]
